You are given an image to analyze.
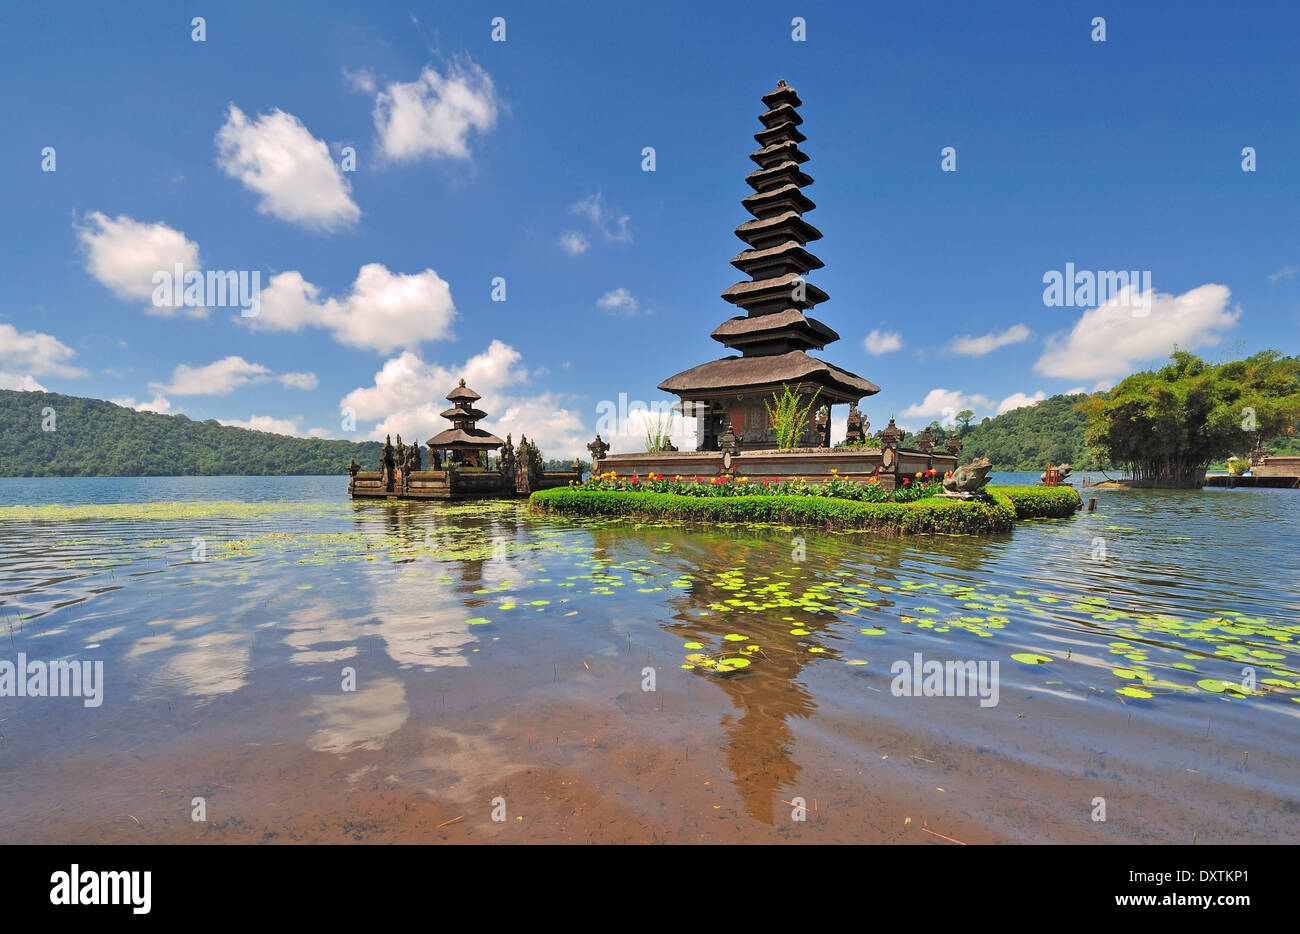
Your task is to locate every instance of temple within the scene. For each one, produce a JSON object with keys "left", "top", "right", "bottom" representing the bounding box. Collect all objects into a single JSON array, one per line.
[
  {"left": 427, "top": 379, "right": 504, "bottom": 468},
  {"left": 658, "top": 80, "right": 879, "bottom": 450},
  {"left": 593, "top": 81, "right": 959, "bottom": 489},
  {"left": 347, "top": 379, "right": 578, "bottom": 500}
]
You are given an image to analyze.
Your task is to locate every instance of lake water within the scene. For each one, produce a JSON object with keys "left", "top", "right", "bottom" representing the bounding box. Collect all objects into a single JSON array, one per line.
[{"left": 1, "top": 473, "right": 1297, "bottom": 843}]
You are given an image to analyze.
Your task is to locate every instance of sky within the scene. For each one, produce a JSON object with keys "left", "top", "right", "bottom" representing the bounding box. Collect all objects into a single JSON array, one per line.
[{"left": 2, "top": 0, "right": 1299, "bottom": 458}]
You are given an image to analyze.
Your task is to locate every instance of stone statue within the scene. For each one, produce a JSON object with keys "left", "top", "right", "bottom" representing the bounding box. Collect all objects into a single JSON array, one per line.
[
  {"left": 586, "top": 434, "right": 610, "bottom": 467},
  {"left": 814, "top": 405, "right": 831, "bottom": 448},
  {"left": 942, "top": 457, "right": 993, "bottom": 496},
  {"left": 380, "top": 434, "right": 395, "bottom": 491},
  {"left": 500, "top": 434, "right": 516, "bottom": 476}
]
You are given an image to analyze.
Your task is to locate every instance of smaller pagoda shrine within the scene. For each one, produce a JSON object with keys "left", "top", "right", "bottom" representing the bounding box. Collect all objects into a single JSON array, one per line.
[
  {"left": 427, "top": 379, "right": 504, "bottom": 468},
  {"left": 347, "top": 378, "right": 580, "bottom": 500}
]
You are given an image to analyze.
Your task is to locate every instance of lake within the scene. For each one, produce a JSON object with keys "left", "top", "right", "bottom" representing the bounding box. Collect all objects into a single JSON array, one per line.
[{"left": 1, "top": 473, "right": 1297, "bottom": 843}]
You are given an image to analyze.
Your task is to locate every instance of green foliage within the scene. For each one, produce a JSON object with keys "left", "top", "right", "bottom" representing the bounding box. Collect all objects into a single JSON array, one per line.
[
  {"left": 583, "top": 468, "right": 945, "bottom": 502},
  {"left": 0, "top": 390, "right": 382, "bottom": 477},
  {"left": 953, "top": 393, "right": 1102, "bottom": 470},
  {"left": 531, "top": 487, "right": 1019, "bottom": 535},
  {"left": 986, "top": 484, "right": 1082, "bottom": 519},
  {"left": 764, "top": 383, "right": 821, "bottom": 449},
  {"left": 1079, "top": 350, "right": 1300, "bottom": 485},
  {"left": 644, "top": 409, "right": 675, "bottom": 452}
]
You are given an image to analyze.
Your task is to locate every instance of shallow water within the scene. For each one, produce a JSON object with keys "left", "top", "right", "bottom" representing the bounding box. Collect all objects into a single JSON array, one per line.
[{"left": 0, "top": 474, "right": 1297, "bottom": 843}]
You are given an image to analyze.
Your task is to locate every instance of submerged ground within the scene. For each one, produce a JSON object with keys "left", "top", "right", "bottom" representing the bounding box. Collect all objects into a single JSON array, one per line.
[{"left": 0, "top": 474, "right": 1297, "bottom": 843}]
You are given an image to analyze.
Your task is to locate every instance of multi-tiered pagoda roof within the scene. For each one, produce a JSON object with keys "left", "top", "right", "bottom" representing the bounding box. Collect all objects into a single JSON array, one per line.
[
  {"left": 427, "top": 379, "right": 504, "bottom": 451},
  {"left": 659, "top": 80, "right": 879, "bottom": 408}
]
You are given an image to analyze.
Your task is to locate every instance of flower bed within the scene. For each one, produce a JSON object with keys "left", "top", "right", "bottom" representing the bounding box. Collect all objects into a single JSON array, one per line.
[
  {"left": 530, "top": 486, "right": 1019, "bottom": 535},
  {"left": 580, "top": 468, "right": 945, "bottom": 502}
]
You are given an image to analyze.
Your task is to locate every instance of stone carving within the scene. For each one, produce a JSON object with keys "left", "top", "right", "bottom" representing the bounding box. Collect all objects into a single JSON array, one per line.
[
  {"left": 915, "top": 426, "right": 935, "bottom": 453},
  {"left": 586, "top": 434, "right": 610, "bottom": 468},
  {"left": 814, "top": 405, "right": 831, "bottom": 448},
  {"left": 875, "top": 416, "right": 904, "bottom": 447},
  {"left": 379, "top": 434, "right": 395, "bottom": 491},
  {"left": 845, "top": 405, "right": 867, "bottom": 444},
  {"left": 944, "top": 437, "right": 964, "bottom": 457},
  {"left": 942, "top": 457, "right": 993, "bottom": 496}
]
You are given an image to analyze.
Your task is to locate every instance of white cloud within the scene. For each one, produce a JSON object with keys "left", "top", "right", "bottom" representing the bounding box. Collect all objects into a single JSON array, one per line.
[
  {"left": 340, "top": 340, "right": 588, "bottom": 458},
  {"left": 1064, "top": 385, "right": 1088, "bottom": 395},
  {"left": 0, "top": 323, "right": 86, "bottom": 378},
  {"left": 862, "top": 328, "right": 903, "bottom": 355},
  {"left": 250, "top": 264, "right": 455, "bottom": 353},
  {"left": 900, "top": 388, "right": 992, "bottom": 421},
  {"left": 110, "top": 394, "right": 172, "bottom": 414},
  {"left": 218, "top": 414, "right": 312, "bottom": 437},
  {"left": 597, "top": 288, "right": 642, "bottom": 317},
  {"left": 0, "top": 372, "right": 46, "bottom": 391},
  {"left": 559, "top": 231, "right": 589, "bottom": 256},
  {"left": 996, "top": 390, "right": 1046, "bottom": 414},
  {"left": 216, "top": 105, "right": 360, "bottom": 232},
  {"left": 373, "top": 62, "right": 498, "bottom": 162},
  {"left": 76, "top": 212, "right": 204, "bottom": 316},
  {"left": 278, "top": 371, "right": 319, "bottom": 390},
  {"left": 343, "top": 66, "right": 376, "bottom": 94},
  {"left": 152, "top": 356, "right": 314, "bottom": 397},
  {"left": 1268, "top": 265, "right": 1297, "bottom": 283},
  {"left": 1034, "top": 284, "right": 1239, "bottom": 382},
  {"left": 948, "top": 324, "right": 1031, "bottom": 356},
  {"left": 571, "top": 193, "right": 631, "bottom": 244}
]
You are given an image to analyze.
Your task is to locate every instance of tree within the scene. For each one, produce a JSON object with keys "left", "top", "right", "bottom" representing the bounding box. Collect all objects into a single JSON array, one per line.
[
  {"left": 955, "top": 409, "right": 975, "bottom": 434},
  {"left": 1079, "top": 350, "right": 1300, "bottom": 487}
]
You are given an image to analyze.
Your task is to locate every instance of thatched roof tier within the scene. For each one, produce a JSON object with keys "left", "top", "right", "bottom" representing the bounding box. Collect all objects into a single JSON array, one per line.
[
  {"left": 439, "top": 405, "right": 488, "bottom": 420},
  {"left": 742, "top": 184, "right": 816, "bottom": 219},
  {"left": 721, "top": 273, "right": 828, "bottom": 311},
  {"left": 761, "top": 81, "right": 802, "bottom": 108},
  {"left": 445, "top": 380, "right": 480, "bottom": 402},
  {"left": 749, "top": 140, "right": 810, "bottom": 168},
  {"left": 754, "top": 122, "right": 806, "bottom": 148},
  {"left": 733, "top": 211, "right": 822, "bottom": 249},
  {"left": 710, "top": 310, "right": 839, "bottom": 350},
  {"left": 658, "top": 350, "right": 879, "bottom": 402},
  {"left": 729, "top": 241, "right": 824, "bottom": 277},
  {"left": 745, "top": 161, "right": 813, "bottom": 193},
  {"left": 427, "top": 427, "right": 504, "bottom": 449}
]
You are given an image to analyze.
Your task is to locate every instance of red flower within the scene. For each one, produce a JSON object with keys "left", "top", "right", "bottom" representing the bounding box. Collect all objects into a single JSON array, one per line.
[
  {"left": 695, "top": 476, "right": 702, "bottom": 483},
  {"left": 903, "top": 477, "right": 910, "bottom": 485}
]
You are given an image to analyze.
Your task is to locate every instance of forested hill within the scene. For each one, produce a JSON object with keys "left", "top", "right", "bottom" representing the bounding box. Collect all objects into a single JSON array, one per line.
[
  {"left": 958, "top": 394, "right": 1101, "bottom": 470},
  {"left": 900, "top": 393, "right": 1105, "bottom": 471},
  {"left": 0, "top": 390, "right": 383, "bottom": 477}
]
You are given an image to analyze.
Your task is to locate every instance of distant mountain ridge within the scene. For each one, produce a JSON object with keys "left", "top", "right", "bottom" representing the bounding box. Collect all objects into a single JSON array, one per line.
[{"left": 0, "top": 390, "right": 382, "bottom": 477}]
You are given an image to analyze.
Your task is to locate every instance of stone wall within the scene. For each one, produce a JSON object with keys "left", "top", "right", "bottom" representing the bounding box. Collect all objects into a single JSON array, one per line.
[{"left": 595, "top": 448, "right": 957, "bottom": 491}]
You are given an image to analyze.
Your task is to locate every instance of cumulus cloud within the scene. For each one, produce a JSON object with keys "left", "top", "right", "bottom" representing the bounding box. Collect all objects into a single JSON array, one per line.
[
  {"left": 249, "top": 264, "right": 455, "bottom": 353},
  {"left": 151, "top": 356, "right": 316, "bottom": 396},
  {"left": 862, "top": 328, "right": 903, "bottom": 355},
  {"left": 217, "top": 414, "right": 318, "bottom": 437},
  {"left": 0, "top": 323, "right": 86, "bottom": 378},
  {"left": 948, "top": 324, "right": 1031, "bottom": 356},
  {"left": 597, "top": 288, "right": 643, "bottom": 317},
  {"left": 996, "top": 390, "right": 1046, "bottom": 414},
  {"left": 340, "top": 340, "right": 587, "bottom": 458},
  {"left": 900, "top": 388, "right": 992, "bottom": 421},
  {"left": 559, "top": 232, "right": 589, "bottom": 256},
  {"left": 76, "top": 212, "right": 204, "bottom": 316},
  {"left": 216, "top": 105, "right": 360, "bottom": 232},
  {"left": 0, "top": 373, "right": 46, "bottom": 391},
  {"left": 110, "top": 394, "right": 172, "bottom": 414},
  {"left": 373, "top": 62, "right": 498, "bottom": 161},
  {"left": 1034, "top": 284, "right": 1239, "bottom": 383}
]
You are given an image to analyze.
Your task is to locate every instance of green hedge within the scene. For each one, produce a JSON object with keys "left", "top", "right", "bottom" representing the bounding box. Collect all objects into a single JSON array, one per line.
[
  {"left": 987, "top": 485, "right": 1082, "bottom": 519},
  {"left": 529, "top": 488, "right": 1018, "bottom": 535}
]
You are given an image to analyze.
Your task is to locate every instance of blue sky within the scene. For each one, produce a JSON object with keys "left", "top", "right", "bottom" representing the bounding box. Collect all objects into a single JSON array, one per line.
[{"left": 2, "top": 0, "right": 1298, "bottom": 457}]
